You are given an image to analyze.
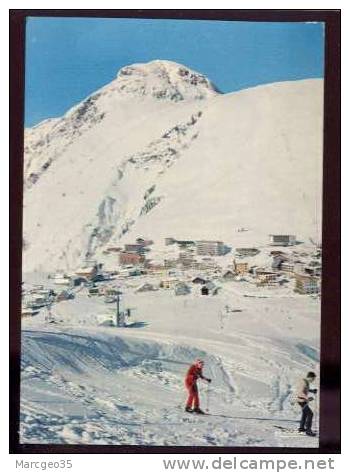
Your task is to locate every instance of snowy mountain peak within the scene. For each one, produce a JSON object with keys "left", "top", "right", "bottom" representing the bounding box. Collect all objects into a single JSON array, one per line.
[
  {"left": 23, "top": 61, "right": 219, "bottom": 190},
  {"left": 114, "top": 60, "right": 221, "bottom": 102},
  {"left": 23, "top": 78, "right": 323, "bottom": 272}
]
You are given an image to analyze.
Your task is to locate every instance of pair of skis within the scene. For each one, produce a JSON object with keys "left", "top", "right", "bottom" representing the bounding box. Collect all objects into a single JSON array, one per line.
[
  {"left": 273, "top": 425, "right": 318, "bottom": 437},
  {"left": 185, "top": 408, "right": 208, "bottom": 415},
  {"left": 184, "top": 409, "right": 236, "bottom": 419}
]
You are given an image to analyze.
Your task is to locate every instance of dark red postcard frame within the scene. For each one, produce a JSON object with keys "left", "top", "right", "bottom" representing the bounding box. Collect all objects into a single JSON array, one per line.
[{"left": 9, "top": 9, "right": 340, "bottom": 454}]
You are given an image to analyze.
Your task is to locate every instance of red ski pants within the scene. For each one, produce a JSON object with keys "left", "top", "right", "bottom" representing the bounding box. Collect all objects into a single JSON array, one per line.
[{"left": 185, "top": 381, "right": 200, "bottom": 409}]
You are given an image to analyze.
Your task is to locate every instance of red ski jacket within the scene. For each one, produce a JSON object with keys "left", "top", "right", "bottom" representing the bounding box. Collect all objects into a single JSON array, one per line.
[{"left": 185, "top": 364, "right": 205, "bottom": 387}]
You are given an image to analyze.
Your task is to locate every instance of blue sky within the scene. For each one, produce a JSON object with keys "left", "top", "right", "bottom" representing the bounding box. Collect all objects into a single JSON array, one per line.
[{"left": 25, "top": 17, "right": 324, "bottom": 127}]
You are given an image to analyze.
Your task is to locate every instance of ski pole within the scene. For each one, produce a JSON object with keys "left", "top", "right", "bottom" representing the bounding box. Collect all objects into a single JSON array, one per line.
[
  {"left": 314, "top": 392, "right": 318, "bottom": 432},
  {"left": 205, "top": 383, "right": 211, "bottom": 413}
]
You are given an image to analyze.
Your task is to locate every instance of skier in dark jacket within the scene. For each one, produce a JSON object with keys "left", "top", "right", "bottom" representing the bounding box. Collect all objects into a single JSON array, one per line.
[
  {"left": 296, "top": 371, "right": 317, "bottom": 436},
  {"left": 185, "top": 359, "right": 211, "bottom": 414}
]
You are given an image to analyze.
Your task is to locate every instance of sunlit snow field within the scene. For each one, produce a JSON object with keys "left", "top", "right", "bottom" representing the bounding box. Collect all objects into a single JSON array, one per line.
[{"left": 21, "top": 275, "right": 319, "bottom": 447}]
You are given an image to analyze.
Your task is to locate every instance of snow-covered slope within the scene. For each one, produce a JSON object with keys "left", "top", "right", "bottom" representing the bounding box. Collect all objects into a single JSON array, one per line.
[
  {"left": 23, "top": 60, "right": 323, "bottom": 272},
  {"left": 21, "top": 285, "right": 320, "bottom": 446},
  {"left": 23, "top": 60, "right": 219, "bottom": 189}
]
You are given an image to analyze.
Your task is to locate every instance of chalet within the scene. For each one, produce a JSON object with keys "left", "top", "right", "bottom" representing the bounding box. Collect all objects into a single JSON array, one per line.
[
  {"left": 235, "top": 248, "right": 260, "bottom": 257},
  {"left": 294, "top": 273, "right": 320, "bottom": 294},
  {"left": 119, "top": 252, "right": 144, "bottom": 266},
  {"left": 233, "top": 260, "right": 249, "bottom": 275},
  {"left": 174, "top": 282, "right": 191, "bottom": 296},
  {"left": 269, "top": 235, "right": 296, "bottom": 246},
  {"left": 222, "top": 270, "right": 235, "bottom": 280},
  {"left": 192, "top": 276, "right": 207, "bottom": 285},
  {"left": 196, "top": 240, "right": 226, "bottom": 256}
]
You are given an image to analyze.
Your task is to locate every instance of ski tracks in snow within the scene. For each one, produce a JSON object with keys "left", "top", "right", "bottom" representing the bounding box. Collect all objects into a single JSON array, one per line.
[{"left": 20, "top": 325, "right": 318, "bottom": 447}]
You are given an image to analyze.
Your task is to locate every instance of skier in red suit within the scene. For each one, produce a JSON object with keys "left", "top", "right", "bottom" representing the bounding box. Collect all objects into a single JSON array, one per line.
[{"left": 185, "top": 359, "right": 211, "bottom": 414}]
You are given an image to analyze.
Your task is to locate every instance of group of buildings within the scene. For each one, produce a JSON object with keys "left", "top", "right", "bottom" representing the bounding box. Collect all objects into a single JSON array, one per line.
[
  {"left": 21, "top": 233, "right": 322, "bottom": 321},
  {"left": 23, "top": 234, "right": 320, "bottom": 319},
  {"left": 111, "top": 235, "right": 321, "bottom": 295},
  {"left": 165, "top": 238, "right": 228, "bottom": 256},
  {"left": 21, "top": 284, "right": 74, "bottom": 318}
]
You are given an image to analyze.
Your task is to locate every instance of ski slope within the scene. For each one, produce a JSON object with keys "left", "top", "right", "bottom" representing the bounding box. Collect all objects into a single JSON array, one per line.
[{"left": 21, "top": 284, "right": 320, "bottom": 447}]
